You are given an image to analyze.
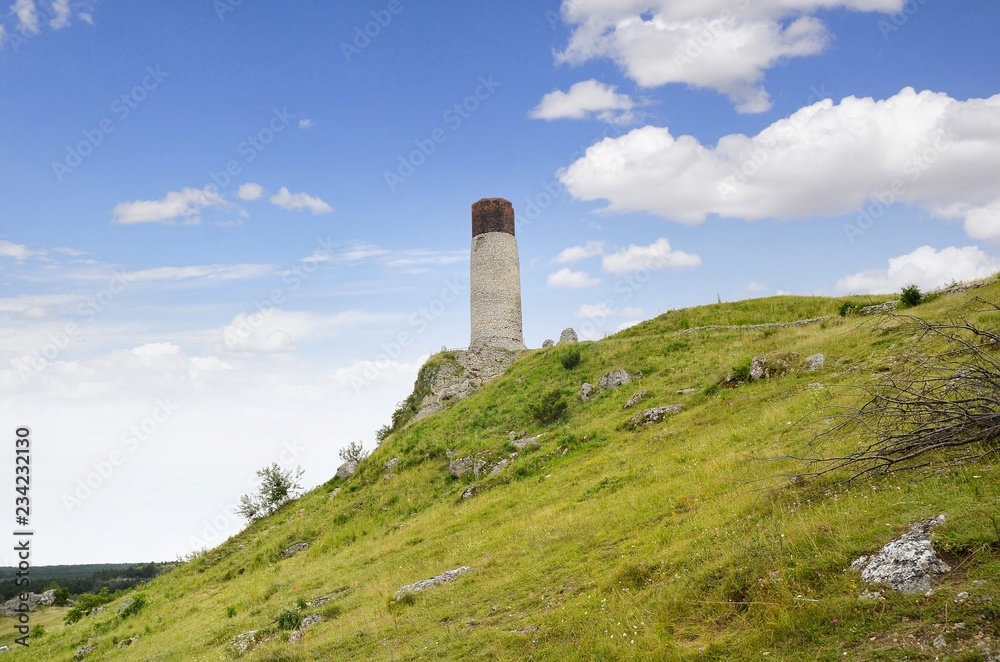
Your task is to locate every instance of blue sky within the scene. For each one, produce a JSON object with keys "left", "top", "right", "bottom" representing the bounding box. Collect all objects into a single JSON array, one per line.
[{"left": 1, "top": 1, "right": 998, "bottom": 564}]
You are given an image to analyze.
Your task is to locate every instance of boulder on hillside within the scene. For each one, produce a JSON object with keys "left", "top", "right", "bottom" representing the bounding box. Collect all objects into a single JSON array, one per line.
[
  {"left": 580, "top": 383, "right": 594, "bottom": 402},
  {"left": 335, "top": 460, "right": 358, "bottom": 479},
  {"left": 281, "top": 542, "right": 309, "bottom": 558},
  {"left": 448, "top": 454, "right": 485, "bottom": 479},
  {"left": 384, "top": 457, "right": 400, "bottom": 472},
  {"left": 626, "top": 405, "right": 681, "bottom": 429},
  {"left": 599, "top": 369, "right": 632, "bottom": 390},
  {"left": 541, "top": 339, "right": 554, "bottom": 349},
  {"left": 623, "top": 390, "right": 649, "bottom": 410},
  {"left": 805, "top": 354, "right": 825, "bottom": 371},
  {"left": 749, "top": 354, "right": 798, "bottom": 381},
  {"left": 850, "top": 515, "right": 950, "bottom": 594},
  {"left": 558, "top": 328, "right": 578, "bottom": 344},
  {"left": 394, "top": 566, "right": 473, "bottom": 601}
]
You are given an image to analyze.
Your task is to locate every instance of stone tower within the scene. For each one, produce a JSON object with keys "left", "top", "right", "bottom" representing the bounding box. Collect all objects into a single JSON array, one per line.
[{"left": 470, "top": 197, "right": 526, "bottom": 351}]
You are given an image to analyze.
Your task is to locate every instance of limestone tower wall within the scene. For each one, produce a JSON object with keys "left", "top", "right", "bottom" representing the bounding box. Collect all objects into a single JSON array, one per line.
[{"left": 470, "top": 198, "right": 526, "bottom": 351}]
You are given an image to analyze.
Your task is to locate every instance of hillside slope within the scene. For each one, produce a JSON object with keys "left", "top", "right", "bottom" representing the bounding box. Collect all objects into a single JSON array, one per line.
[{"left": 15, "top": 280, "right": 1000, "bottom": 661}]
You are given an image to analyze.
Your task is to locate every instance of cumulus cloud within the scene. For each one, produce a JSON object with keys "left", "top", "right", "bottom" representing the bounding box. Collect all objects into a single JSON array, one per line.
[
  {"left": 236, "top": 183, "right": 264, "bottom": 201},
  {"left": 835, "top": 246, "right": 1000, "bottom": 294},
  {"left": 123, "top": 264, "right": 276, "bottom": 284},
  {"left": 559, "top": 88, "right": 1000, "bottom": 242},
  {"left": 12, "top": 0, "right": 39, "bottom": 34},
  {"left": 220, "top": 309, "right": 391, "bottom": 355},
  {"left": 530, "top": 79, "right": 638, "bottom": 124},
  {"left": 112, "top": 187, "right": 228, "bottom": 225},
  {"left": 0, "top": 240, "right": 33, "bottom": 260},
  {"left": 555, "top": 241, "right": 606, "bottom": 264},
  {"left": 50, "top": 0, "right": 71, "bottom": 29},
  {"left": 270, "top": 187, "right": 333, "bottom": 215},
  {"left": 555, "top": 0, "right": 903, "bottom": 113},
  {"left": 298, "top": 119, "right": 314, "bottom": 129},
  {"left": 601, "top": 238, "right": 701, "bottom": 275},
  {"left": 547, "top": 267, "right": 601, "bottom": 288}
]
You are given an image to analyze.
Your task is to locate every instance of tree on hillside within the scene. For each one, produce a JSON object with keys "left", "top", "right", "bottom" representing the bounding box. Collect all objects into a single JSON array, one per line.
[
  {"left": 236, "top": 463, "right": 305, "bottom": 522},
  {"left": 339, "top": 441, "right": 368, "bottom": 464},
  {"left": 790, "top": 297, "right": 999, "bottom": 482}
]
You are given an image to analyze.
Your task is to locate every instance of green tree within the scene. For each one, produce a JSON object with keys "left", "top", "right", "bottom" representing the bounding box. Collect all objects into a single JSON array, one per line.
[{"left": 236, "top": 463, "right": 305, "bottom": 522}]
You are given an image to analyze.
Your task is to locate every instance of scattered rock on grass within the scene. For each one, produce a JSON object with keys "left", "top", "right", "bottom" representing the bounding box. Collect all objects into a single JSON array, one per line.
[
  {"left": 231, "top": 631, "right": 257, "bottom": 655},
  {"left": 599, "top": 369, "right": 632, "bottom": 390},
  {"left": 74, "top": 645, "right": 96, "bottom": 660},
  {"left": 623, "top": 390, "right": 649, "bottom": 410},
  {"left": 580, "top": 383, "right": 594, "bottom": 402},
  {"left": 395, "top": 567, "right": 473, "bottom": 600},
  {"left": 850, "top": 515, "right": 950, "bottom": 594},
  {"left": 805, "top": 354, "right": 825, "bottom": 371},
  {"left": 626, "top": 405, "right": 681, "bottom": 429},
  {"left": 542, "top": 339, "right": 554, "bottom": 349},
  {"left": 335, "top": 460, "right": 358, "bottom": 479},
  {"left": 280, "top": 542, "right": 309, "bottom": 558},
  {"left": 558, "top": 328, "right": 578, "bottom": 344}
]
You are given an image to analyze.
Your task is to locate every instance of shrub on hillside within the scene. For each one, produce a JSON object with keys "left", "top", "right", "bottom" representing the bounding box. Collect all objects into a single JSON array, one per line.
[
  {"left": 900, "top": 283, "right": 923, "bottom": 308},
  {"left": 236, "top": 463, "right": 305, "bottom": 523},
  {"left": 64, "top": 587, "right": 115, "bottom": 624},
  {"left": 339, "top": 441, "right": 369, "bottom": 464},
  {"left": 531, "top": 390, "right": 568, "bottom": 425},
  {"left": 119, "top": 593, "right": 146, "bottom": 619},
  {"left": 277, "top": 609, "right": 301, "bottom": 631},
  {"left": 559, "top": 347, "right": 581, "bottom": 370}
]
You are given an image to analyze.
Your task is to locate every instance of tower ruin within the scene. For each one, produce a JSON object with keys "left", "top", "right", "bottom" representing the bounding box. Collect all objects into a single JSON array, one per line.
[{"left": 470, "top": 197, "right": 526, "bottom": 351}]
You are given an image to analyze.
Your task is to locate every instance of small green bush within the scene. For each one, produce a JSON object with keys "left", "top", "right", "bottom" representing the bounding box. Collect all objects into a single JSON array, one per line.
[
  {"left": 119, "top": 594, "right": 147, "bottom": 619},
  {"left": 64, "top": 587, "right": 115, "bottom": 624},
  {"left": 559, "top": 347, "right": 581, "bottom": 370},
  {"left": 277, "top": 609, "right": 301, "bottom": 631},
  {"left": 226, "top": 605, "right": 237, "bottom": 618},
  {"left": 900, "top": 283, "right": 923, "bottom": 308},
  {"left": 531, "top": 390, "right": 568, "bottom": 425},
  {"left": 839, "top": 301, "right": 859, "bottom": 317}
]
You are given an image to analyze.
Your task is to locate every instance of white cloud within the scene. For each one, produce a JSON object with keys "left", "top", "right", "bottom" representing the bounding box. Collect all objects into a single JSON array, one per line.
[
  {"left": 556, "top": 0, "right": 903, "bottom": 113},
  {"left": 746, "top": 282, "right": 767, "bottom": 292},
  {"left": 298, "top": 119, "right": 314, "bottom": 129},
  {"left": 236, "top": 183, "right": 264, "bottom": 201},
  {"left": 304, "top": 244, "right": 466, "bottom": 270},
  {"left": 124, "top": 264, "right": 276, "bottom": 284},
  {"left": 270, "top": 187, "right": 333, "bottom": 215},
  {"left": 559, "top": 88, "right": 1000, "bottom": 242},
  {"left": 530, "top": 79, "right": 637, "bottom": 124},
  {"left": 220, "top": 309, "right": 392, "bottom": 354},
  {"left": 12, "top": 0, "right": 39, "bottom": 34},
  {"left": 547, "top": 267, "right": 601, "bottom": 288},
  {"left": 601, "top": 238, "right": 701, "bottom": 275},
  {"left": 617, "top": 319, "right": 642, "bottom": 331},
  {"left": 555, "top": 240, "right": 606, "bottom": 264},
  {"left": 0, "top": 240, "right": 33, "bottom": 260},
  {"left": 112, "top": 187, "right": 228, "bottom": 225},
  {"left": 50, "top": 0, "right": 71, "bottom": 29},
  {"left": 835, "top": 246, "right": 1000, "bottom": 294}
]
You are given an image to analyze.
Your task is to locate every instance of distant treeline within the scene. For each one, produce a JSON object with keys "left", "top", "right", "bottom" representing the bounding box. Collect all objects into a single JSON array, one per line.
[{"left": 0, "top": 562, "right": 175, "bottom": 602}]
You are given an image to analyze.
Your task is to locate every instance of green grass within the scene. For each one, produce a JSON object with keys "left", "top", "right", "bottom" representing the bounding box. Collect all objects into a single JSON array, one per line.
[{"left": 10, "top": 280, "right": 999, "bottom": 660}]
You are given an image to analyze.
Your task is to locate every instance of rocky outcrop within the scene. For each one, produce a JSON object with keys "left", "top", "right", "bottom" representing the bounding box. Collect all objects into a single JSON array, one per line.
[
  {"left": 231, "top": 631, "right": 257, "bottom": 655},
  {"left": 623, "top": 390, "right": 649, "bottom": 410},
  {"left": 580, "top": 383, "right": 594, "bottom": 402},
  {"left": 805, "top": 354, "right": 825, "bottom": 371},
  {"left": 558, "top": 328, "right": 578, "bottom": 344},
  {"left": 599, "top": 369, "right": 632, "bottom": 390},
  {"left": 289, "top": 614, "right": 323, "bottom": 643},
  {"left": 335, "top": 461, "right": 358, "bottom": 479},
  {"left": 627, "top": 405, "right": 681, "bottom": 429},
  {"left": 116, "top": 636, "right": 140, "bottom": 648},
  {"left": 541, "top": 339, "right": 554, "bottom": 349},
  {"left": 384, "top": 457, "right": 400, "bottom": 472},
  {"left": 448, "top": 453, "right": 485, "bottom": 479},
  {"left": 749, "top": 354, "right": 798, "bottom": 381},
  {"left": 74, "top": 645, "right": 96, "bottom": 660},
  {"left": 0, "top": 589, "right": 55, "bottom": 616},
  {"left": 394, "top": 566, "right": 473, "bottom": 600},
  {"left": 411, "top": 346, "right": 518, "bottom": 422},
  {"left": 280, "top": 542, "right": 309, "bottom": 558},
  {"left": 850, "top": 515, "right": 950, "bottom": 594}
]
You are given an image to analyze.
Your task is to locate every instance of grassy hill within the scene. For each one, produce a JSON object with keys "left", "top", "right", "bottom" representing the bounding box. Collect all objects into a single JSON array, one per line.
[{"left": 12, "top": 280, "right": 999, "bottom": 660}]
